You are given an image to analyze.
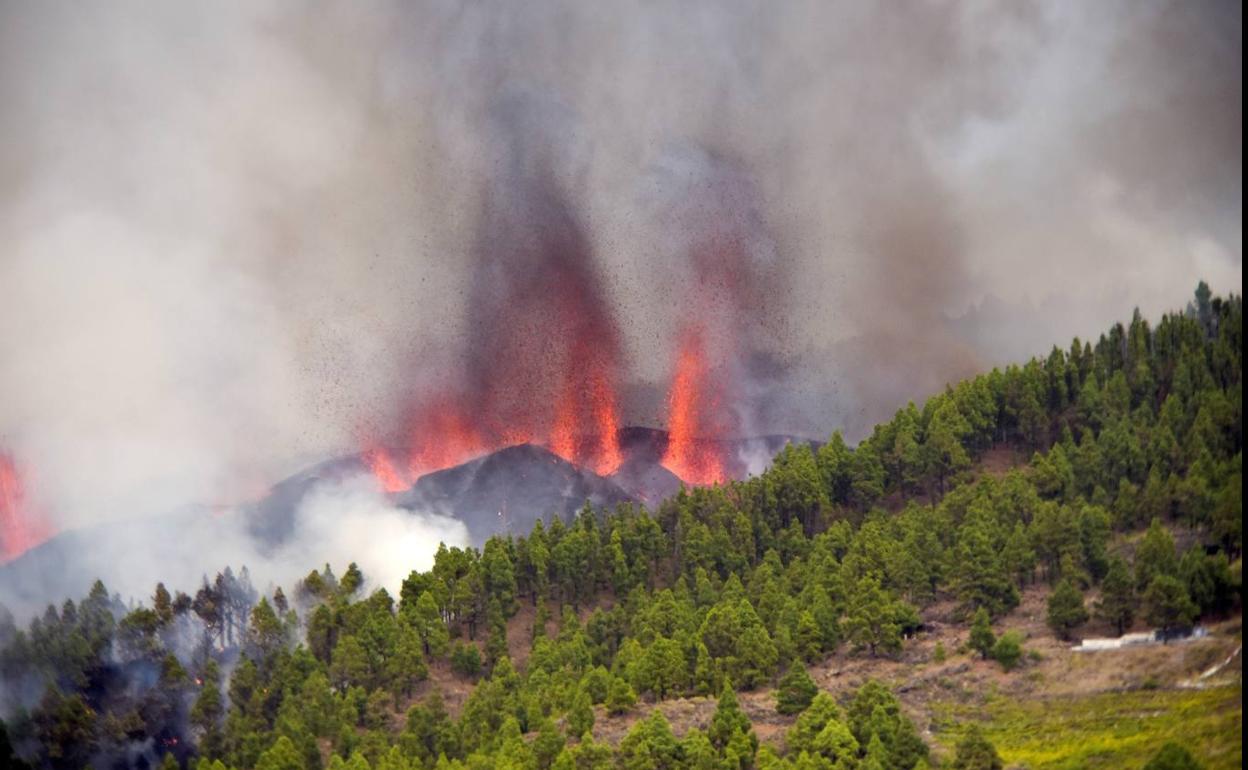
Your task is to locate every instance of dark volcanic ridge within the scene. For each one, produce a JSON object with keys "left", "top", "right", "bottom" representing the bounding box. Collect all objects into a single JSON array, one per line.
[
  {"left": 396, "top": 443, "right": 633, "bottom": 543},
  {"left": 10, "top": 428, "right": 817, "bottom": 560},
  {"left": 247, "top": 427, "right": 815, "bottom": 546}
]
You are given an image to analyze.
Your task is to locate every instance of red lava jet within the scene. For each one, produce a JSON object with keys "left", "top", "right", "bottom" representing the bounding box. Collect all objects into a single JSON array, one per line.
[
  {"left": 661, "top": 326, "right": 729, "bottom": 485},
  {"left": 653, "top": 149, "right": 786, "bottom": 487},
  {"left": 0, "top": 450, "right": 51, "bottom": 562}
]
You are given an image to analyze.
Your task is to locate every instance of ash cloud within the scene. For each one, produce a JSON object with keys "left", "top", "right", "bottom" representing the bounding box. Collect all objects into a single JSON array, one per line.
[{"left": 0, "top": 2, "right": 1241, "bottom": 575}]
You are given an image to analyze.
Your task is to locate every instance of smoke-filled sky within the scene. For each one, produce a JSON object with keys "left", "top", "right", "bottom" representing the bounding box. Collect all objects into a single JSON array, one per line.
[{"left": 0, "top": 0, "right": 1241, "bottom": 538}]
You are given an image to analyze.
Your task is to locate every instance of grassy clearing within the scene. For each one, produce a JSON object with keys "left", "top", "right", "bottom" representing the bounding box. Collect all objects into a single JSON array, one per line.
[{"left": 932, "top": 685, "right": 1242, "bottom": 770}]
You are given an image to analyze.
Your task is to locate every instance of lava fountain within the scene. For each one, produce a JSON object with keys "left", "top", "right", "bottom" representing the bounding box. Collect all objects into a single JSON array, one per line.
[
  {"left": 0, "top": 451, "right": 51, "bottom": 562},
  {"left": 661, "top": 326, "right": 729, "bottom": 485}
]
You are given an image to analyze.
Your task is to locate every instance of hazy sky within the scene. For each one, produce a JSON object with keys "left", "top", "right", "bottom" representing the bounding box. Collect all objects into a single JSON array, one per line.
[{"left": 0, "top": 0, "right": 1241, "bottom": 535}]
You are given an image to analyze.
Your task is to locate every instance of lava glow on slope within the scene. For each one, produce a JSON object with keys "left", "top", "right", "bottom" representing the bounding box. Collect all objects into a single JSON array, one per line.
[{"left": 0, "top": 451, "right": 51, "bottom": 562}]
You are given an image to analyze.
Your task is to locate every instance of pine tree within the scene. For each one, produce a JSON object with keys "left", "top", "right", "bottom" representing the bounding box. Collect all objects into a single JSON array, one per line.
[
  {"left": 340, "top": 562, "right": 365, "bottom": 597},
  {"left": 709, "top": 682, "right": 755, "bottom": 754},
  {"left": 1135, "top": 519, "right": 1179, "bottom": 592},
  {"left": 605, "top": 676, "right": 636, "bottom": 716},
  {"left": 190, "top": 660, "right": 225, "bottom": 758},
  {"left": 411, "top": 591, "right": 450, "bottom": 657},
  {"left": 153, "top": 583, "right": 174, "bottom": 626},
  {"left": 844, "top": 575, "right": 904, "bottom": 658},
  {"left": 1046, "top": 579, "right": 1089, "bottom": 641},
  {"left": 566, "top": 687, "right": 594, "bottom": 738},
  {"left": 255, "top": 735, "right": 306, "bottom": 770},
  {"left": 532, "top": 718, "right": 566, "bottom": 770},
  {"left": 617, "top": 711, "right": 680, "bottom": 769},
  {"left": 1144, "top": 575, "right": 1198, "bottom": 639},
  {"left": 1095, "top": 557, "right": 1135, "bottom": 635},
  {"left": 1001, "top": 523, "right": 1037, "bottom": 589},
  {"left": 774, "top": 662, "right": 818, "bottom": 715},
  {"left": 952, "top": 521, "right": 1019, "bottom": 617},
  {"left": 450, "top": 640, "right": 481, "bottom": 677},
  {"left": 968, "top": 607, "right": 996, "bottom": 660},
  {"left": 923, "top": 399, "right": 972, "bottom": 495}
]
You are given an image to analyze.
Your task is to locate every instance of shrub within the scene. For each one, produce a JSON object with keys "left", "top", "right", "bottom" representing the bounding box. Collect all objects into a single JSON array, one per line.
[
  {"left": 969, "top": 608, "right": 996, "bottom": 659},
  {"left": 951, "top": 725, "right": 1004, "bottom": 770},
  {"left": 1143, "top": 742, "right": 1205, "bottom": 770},
  {"left": 991, "top": 631, "right": 1024, "bottom": 671}
]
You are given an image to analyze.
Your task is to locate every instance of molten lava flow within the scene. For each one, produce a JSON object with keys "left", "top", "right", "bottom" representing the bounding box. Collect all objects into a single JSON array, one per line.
[
  {"left": 661, "top": 328, "right": 728, "bottom": 485},
  {"left": 363, "top": 447, "right": 408, "bottom": 493},
  {"left": 0, "top": 451, "right": 51, "bottom": 562}
]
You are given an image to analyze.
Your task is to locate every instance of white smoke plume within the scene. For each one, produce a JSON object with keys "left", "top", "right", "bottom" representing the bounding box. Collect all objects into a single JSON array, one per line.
[{"left": 0, "top": 475, "right": 467, "bottom": 619}]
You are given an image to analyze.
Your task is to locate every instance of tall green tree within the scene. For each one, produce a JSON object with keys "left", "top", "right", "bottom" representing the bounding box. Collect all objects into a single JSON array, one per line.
[
  {"left": 1095, "top": 557, "right": 1135, "bottom": 635},
  {"left": 1135, "top": 519, "right": 1179, "bottom": 592},
  {"left": 774, "top": 662, "right": 818, "bottom": 715},
  {"left": 968, "top": 607, "right": 996, "bottom": 660},
  {"left": 1144, "top": 575, "right": 1198, "bottom": 638},
  {"left": 1046, "top": 579, "right": 1089, "bottom": 641}
]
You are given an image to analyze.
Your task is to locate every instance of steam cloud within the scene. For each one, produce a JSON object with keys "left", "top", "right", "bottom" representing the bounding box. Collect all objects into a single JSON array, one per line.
[{"left": 0, "top": 1, "right": 1241, "bottom": 596}]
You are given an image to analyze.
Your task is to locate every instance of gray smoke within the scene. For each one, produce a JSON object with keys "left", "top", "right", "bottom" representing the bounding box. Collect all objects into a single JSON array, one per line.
[{"left": 0, "top": 1, "right": 1240, "bottom": 557}]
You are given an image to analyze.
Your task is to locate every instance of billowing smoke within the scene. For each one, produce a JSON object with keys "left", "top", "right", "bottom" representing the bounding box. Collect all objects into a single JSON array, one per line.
[
  {"left": 0, "top": 473, "right": 467, "bottom": 619},
  {"left": 0, "top": 2, "right": 1241, "bottom": 577}
]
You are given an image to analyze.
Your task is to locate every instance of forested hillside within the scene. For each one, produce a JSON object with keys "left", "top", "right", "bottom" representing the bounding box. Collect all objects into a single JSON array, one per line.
[{"left": 1, "top": 285, "right": 1241, "bottom": 770}]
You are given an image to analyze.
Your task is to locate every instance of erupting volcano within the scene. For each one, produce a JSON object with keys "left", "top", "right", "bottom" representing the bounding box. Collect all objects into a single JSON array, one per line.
[
  {"left": 359, "top": 97, "right": 627, "bottom": 492},
  {"left": 0, "top": 451, "right": 51, "bottom": 562},
  {"left": 355, "top": 128, "right": 788, "bottom": 495}
]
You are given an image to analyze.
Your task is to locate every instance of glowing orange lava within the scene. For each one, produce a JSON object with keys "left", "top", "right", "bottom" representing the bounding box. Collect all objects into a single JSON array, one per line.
[
  {"left": 588, "top": 368, "right": 623, "bottom": 475},
  {"left": 0, "top": 451, "right": 51, "bottom": 562},
  {"left": 548, "top": 362, "right": 622, "bottom": 476},
  {"left": 363, "top": 447, "right": 408, "bottom": 493},
  {"left": 363, "top": 397, "right": 508, "bottom": 493},
  {"left": 549, "top": 392, "right": 579, "bottom": 467},
  {"left": 406, "top": 400, "right": 488, "bottom": 478},
  {"left": 661, "top": 327, "right": 728, "bottom": 485}
]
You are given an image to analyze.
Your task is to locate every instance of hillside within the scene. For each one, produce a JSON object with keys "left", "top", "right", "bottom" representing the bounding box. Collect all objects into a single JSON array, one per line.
[{"left": 0, "top": 285, "right": 1241, "bottom": 770}]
